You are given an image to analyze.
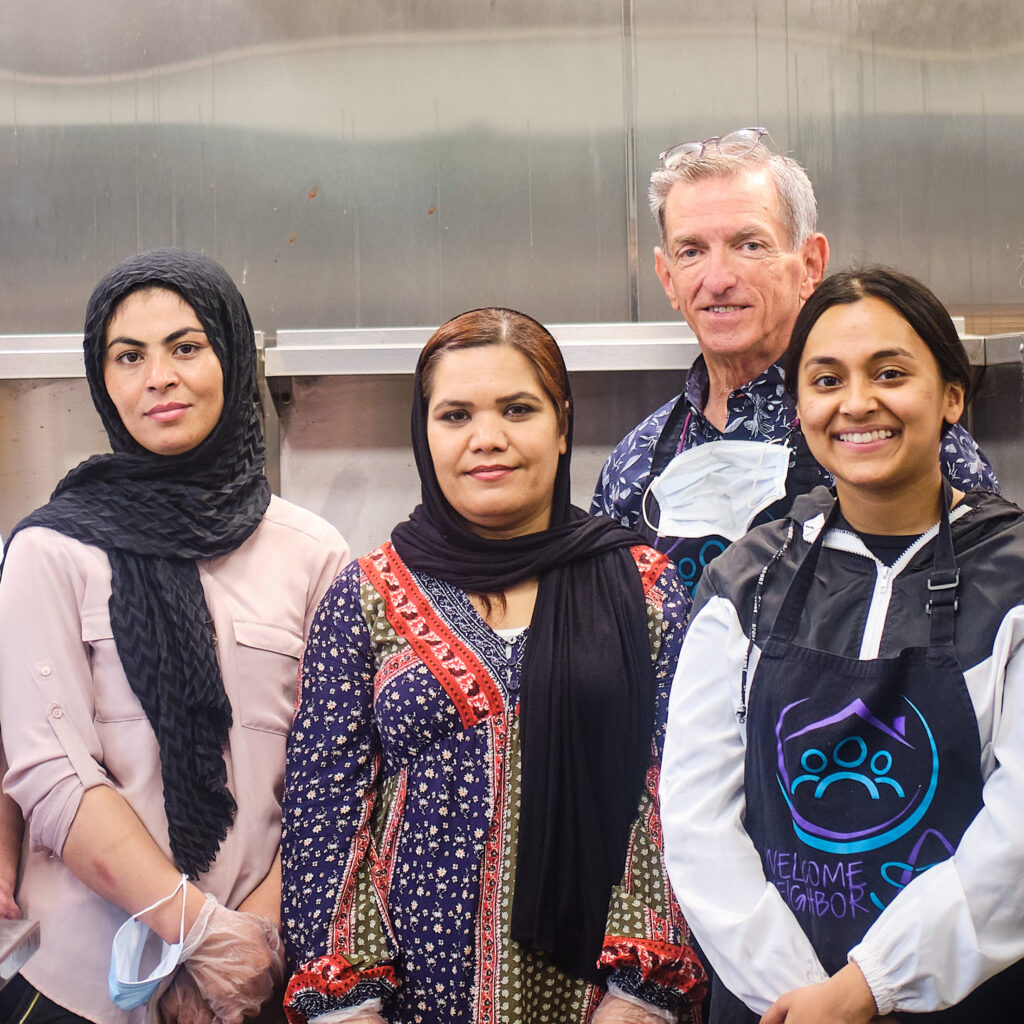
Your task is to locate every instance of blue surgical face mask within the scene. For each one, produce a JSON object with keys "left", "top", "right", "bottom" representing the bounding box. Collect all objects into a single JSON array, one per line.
[{"left": 108, "top": 874, "right": 189, "bottom": 1010}]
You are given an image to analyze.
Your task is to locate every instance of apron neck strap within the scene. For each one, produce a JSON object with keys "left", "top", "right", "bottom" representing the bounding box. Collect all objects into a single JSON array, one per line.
[
  {"left": 773, "top": 482, "right": 958, "bottom": 649},
  {"left": 924, "top": 481, "right": 959, "bottom": 650}
]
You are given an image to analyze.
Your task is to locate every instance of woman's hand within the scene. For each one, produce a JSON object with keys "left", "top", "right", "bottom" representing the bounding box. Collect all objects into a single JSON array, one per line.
[
  {"left": 591, "top": 993, "right": 675, "bottom": 1023},
  {"left": 183, "top": 900, "right": 285, "bottom": 1024},
  {"left": 159, "top": 970, "right": 215, "bottom": 1024},
  {"left": 0, "top": 791, "right": 23, "bottom": 919},
  {"left": 235, "top": 850, "right": 281, "bottom": 929},
  {"left": 760, "top": 963, "right": 895, "bottom": 1024}
]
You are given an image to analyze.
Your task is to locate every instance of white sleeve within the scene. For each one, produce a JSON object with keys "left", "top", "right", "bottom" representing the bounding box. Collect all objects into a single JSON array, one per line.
[
  {"left": 849, "top": 607, "right": 1024, "bottom": 1015},
  {"left": 660, "top": 594, "right": 829, "bottom": 1014}
]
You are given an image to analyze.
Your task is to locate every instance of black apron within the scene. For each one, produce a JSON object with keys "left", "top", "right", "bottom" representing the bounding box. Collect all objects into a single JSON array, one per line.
[
  {"left": 713, "top": 494, "right": 1022, "bottom": 1022},
  {"left": 641, "top": 399, "right": 822, "bottom": 594}
]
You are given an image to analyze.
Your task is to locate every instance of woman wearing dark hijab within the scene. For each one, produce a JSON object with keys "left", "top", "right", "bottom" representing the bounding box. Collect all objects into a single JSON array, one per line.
[
  {"left": 0, "top": 249, "right": 349, "bottom": 1024},
  {"left": 281, "top": 308, "right": 706, "bottom": 1024}
]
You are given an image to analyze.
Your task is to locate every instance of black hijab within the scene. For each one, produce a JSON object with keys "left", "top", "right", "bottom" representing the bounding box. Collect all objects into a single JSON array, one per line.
[
  {"left": 390, "top": 309, "right": 657, "bottom": 983},
  {"left": 5, "top": 249, "right": 271, "bottom": 877}
]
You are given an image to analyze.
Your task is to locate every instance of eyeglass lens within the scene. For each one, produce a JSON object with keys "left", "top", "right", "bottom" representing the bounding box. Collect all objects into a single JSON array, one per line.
[{"left": 659, "top": 127, "right": 768, "bottom": 170}]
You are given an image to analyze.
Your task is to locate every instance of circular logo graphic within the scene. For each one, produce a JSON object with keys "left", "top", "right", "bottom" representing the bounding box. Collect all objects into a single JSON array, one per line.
[{"left": 775, "top": 695, "right": 938, "bottom": 855}]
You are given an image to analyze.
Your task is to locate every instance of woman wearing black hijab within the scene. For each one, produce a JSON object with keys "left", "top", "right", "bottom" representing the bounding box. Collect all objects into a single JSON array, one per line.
[
  {"left": 281, "top": 308, "right": 706, "bottom": 1024},
  {"left": 0, "top": 250, "right": 348, "bottom": 1024}
]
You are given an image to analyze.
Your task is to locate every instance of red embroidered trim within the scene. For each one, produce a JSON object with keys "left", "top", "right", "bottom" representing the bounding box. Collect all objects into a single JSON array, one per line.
[
  {"left": 361, "top": 545, "right": 504, "bottom": 729},
  {"left": 599, "top": 934, "right": 705, "bottom": 991},
  {"left": 329, "top": 786, "right": 376, "bottom": 953},
  {"left": 375, "top": 646, "right": 420, "bottom": 699},
  {"left": 284, "top": 959, "right": 399, "bottom": 1024},
  {"left": 473, "top": 715, "right": 507, "bottom": 1024},
  {"left": 631, "top": 545, "right": 669, "bottom": 596},
  {"left": 374, "top": 770, "right": 407, "bottom": 895}
]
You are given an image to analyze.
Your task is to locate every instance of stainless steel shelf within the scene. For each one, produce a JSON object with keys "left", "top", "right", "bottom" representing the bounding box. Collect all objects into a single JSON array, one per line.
[
  {"left": 266, "top": 322, "right": 704, "bottom": 376},
  {"left": 1, "top": 325, "right": 1019, "bottom": 380},
  {"left": 0, "top": 335, "right": 85, "bottom": 379},
  {"left": 0, "top": 332, "right": 265, "bottom": 379}
]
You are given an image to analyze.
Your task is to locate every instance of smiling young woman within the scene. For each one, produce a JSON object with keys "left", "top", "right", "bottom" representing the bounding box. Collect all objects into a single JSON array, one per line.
[
  {"left": 792, "top": 293, "right": 966, "bottom": 534},
  {"left": 281, "top": 308, "right": 707, "bottom": 1024},
  {"left": 660, "top": 267, "right": 1024, "bottom": 1024}
]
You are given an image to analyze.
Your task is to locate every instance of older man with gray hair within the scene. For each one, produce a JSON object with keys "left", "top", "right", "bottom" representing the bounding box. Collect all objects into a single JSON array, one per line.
[{"left": 592, "top": 128, "right": 996, "bottom": 592}]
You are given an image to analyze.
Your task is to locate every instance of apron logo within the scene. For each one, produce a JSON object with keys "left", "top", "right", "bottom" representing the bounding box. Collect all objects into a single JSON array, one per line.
[{"left": 775, "top": 695, "right": 940, "bottom": 856}]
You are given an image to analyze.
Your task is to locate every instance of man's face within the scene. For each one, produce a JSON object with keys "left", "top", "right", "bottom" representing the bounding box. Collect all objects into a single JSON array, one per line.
[{"left": 654, "top": 168, "right": 826, "bottom": 370}]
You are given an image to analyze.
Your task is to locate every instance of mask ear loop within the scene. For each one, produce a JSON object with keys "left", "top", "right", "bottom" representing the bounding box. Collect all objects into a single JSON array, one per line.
[
  {"left": 641, "top": 478, "right": 662, "bottom": 536},
  {"left": 129, "top": 873, "right": 189, "bottom": 927}
]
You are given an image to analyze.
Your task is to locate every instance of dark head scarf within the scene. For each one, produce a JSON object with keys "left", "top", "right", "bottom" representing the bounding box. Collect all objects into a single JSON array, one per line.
[
  {"left": 391, "top": 309, "right": 656, "bottom": 982},
  {"left": 5, "top": 248, "right": 271, "bottom": 877}
]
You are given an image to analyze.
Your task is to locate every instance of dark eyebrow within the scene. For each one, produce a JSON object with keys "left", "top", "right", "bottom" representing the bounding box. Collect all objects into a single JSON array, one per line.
[
  {"left": 106, "top": 326, "right": 206, "bottom": 350},
  {"left": 804, "top": 347, "right": 917, "bottom": 368},
  {"left": 497, "top": 391, "right": 543, "bottom": 404},
  {"left": 869, "top": 347, "right": 917, "bottom": 361},
  {"left": 431, "top": 390, "right": 544, "bottom": 411}
]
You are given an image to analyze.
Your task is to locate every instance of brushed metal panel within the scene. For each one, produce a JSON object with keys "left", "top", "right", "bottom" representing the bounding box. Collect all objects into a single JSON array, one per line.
[
  {"left": 0, "top": 380, "right": 111, "bottom": 537},
  {"left": 1, "top": 1, "right": 630, "bottom": 335},
  {"left": 970, "top": 359, "right": 1024, "bottom": 507},
  {"left": 632, "top": 1, "right": 1024, "bottom": 321}
]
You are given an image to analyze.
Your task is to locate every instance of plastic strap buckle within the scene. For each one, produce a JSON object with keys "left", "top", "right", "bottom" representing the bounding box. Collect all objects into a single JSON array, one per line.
[{"left": 925, "top": 568, "right": 960, "bottom": 614}]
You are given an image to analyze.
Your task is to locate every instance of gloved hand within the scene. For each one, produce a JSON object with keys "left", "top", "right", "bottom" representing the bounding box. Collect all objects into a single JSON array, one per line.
[
  {"left": 591, "top": 993, "right": 676, "bottom": 1024},
  {"left": 311, "top": 1004, "right": 388, "bottom": 1024},
  {"left": 181, "top": 895, "right": 285, "bottom": 1024},
  {"left": 159, "top": 968, "right": 215, "bottom": 1024}
]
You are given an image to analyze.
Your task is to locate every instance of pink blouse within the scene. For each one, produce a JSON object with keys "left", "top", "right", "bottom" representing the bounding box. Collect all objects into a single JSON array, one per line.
[{"left": 0, "top": 495, "right": 348, "bottom": 1024}]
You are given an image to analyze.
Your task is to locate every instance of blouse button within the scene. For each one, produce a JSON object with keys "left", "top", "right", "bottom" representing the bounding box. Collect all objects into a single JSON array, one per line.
[
  {"left": 49, "top": 704, "right": 63, "bottom": 719},
  {"left": 39, "top": 665, "right": 52, "bottom": 677}
]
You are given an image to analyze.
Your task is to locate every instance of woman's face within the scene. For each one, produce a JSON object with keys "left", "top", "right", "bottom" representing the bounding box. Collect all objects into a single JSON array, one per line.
[
  {"left": 426, "top": 344, "right": 567, "bottom": 540},
  {"left": 103, "top": 287, "right": 225, "bottom": 456},
  {"left": 795, "top": 295, "right": 964, "bottom": 500}
]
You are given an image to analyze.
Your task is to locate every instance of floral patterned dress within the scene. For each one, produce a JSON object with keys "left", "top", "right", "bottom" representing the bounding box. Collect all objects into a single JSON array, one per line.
[{"left": 282, "top": 542, "right": 705, "bottom": 1024}]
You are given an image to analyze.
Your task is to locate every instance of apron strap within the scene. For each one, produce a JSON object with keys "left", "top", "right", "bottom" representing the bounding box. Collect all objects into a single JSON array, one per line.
[
  {"left": 769, "top": 498, "right": 842, "bottom": 645},
  {"left": 772, "top": 483, "right": 958, "bottom": 650},
  {"left": 925, "top": 481, "right": 958, "bottom": 651}
]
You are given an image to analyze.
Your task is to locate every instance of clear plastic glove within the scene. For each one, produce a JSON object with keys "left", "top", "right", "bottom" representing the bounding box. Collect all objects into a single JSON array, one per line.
[
  {"left": 159, "top": 969, "right": 216, "bottom": 1024},
  {"left": 591, "top": 993, "right": 676, "bottom": 1024},
  {"left": 311, "top": 1002, "right": 387, "bottom": 1024},
  {"left": 182, "top": 896, "right": 285, "bottom": 1024}
]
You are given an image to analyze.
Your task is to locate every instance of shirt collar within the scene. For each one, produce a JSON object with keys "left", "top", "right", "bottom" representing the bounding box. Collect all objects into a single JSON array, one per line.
[{"left": 681, "top": 355, "right": 794, "bottom": 442}]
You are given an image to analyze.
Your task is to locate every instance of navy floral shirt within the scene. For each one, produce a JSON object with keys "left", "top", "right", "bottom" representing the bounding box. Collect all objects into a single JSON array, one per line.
[{"left": 591, "top": 356, "right": 999, "bottom": 532}]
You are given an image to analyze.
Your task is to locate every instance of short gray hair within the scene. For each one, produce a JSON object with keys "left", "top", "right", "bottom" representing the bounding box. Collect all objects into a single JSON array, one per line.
[{"left": 649, "top": 143, "right": 818, "bottom": 251}]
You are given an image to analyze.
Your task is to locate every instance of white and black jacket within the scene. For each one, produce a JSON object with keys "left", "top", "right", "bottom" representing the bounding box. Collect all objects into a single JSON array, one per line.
[{"left": 661, "top": 485, "right": 1024, "bottom": 1017}]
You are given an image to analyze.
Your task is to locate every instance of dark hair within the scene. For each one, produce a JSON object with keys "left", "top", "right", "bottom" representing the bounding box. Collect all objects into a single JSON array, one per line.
[
  {"left": 418, "top": 307, "right": 571, "bottom": 435},
  {"left": 784, "top": 266, "right": 974, "bottom": 406}
]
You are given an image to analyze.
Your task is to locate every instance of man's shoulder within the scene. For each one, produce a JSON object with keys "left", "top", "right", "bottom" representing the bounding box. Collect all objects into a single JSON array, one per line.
[
  {"left": 613, "top": 393, "right": 682, "bottom": 452},
  {"left": 941, "top": 423, "right": 1000, "bottom": 493},
  {"left": 590, "top": 393, "right": 682, "bottom": 525}
]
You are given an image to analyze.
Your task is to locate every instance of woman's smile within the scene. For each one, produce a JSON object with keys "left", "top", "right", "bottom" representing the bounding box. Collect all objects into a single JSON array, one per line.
[{"left": 796, "top": 295, "right": 965, "bottom": 532}]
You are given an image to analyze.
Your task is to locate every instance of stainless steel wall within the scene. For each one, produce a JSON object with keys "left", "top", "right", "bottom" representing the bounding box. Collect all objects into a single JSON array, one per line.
[{"left": 2, "top": 1, "right": 1022, "bottom": 552}]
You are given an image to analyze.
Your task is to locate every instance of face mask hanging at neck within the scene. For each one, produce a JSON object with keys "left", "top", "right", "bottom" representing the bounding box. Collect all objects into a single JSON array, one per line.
[
  {"left": 108, "top": 874, "right": 197, "bottom": 1010},
  {"left": 645, "top": 438, "right": 792, "bottom": 543}
]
